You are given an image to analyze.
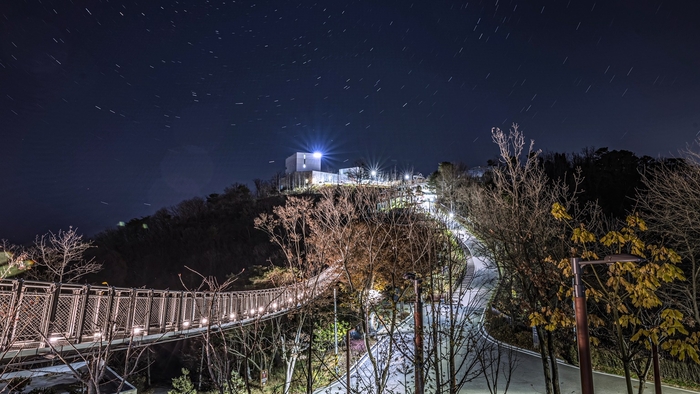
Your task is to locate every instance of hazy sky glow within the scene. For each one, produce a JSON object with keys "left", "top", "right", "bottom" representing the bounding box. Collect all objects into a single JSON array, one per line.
[{"left": 2, "top": 0, "right": 699, "bottom": 242}]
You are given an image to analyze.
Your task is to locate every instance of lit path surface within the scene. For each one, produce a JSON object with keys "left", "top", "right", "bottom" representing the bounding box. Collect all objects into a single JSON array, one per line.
[
  {"left": 317, "top": 206, "right": 698, "bottom": 394},
  {"left": 0, "top": 267, "right": 339, "bottom": 360},
  {"left": 315, "top": 209, "right": 490, "bottom": 394},
  {"left": 451, "top": 215, "right": 698, "bottom": 394}
]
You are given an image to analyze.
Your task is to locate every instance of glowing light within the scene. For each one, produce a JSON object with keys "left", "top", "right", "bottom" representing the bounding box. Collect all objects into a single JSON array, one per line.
[
  {"left": 133, "top": 327, "right": 142, "bottom": 335},
  {"left": 93, "top": 332, "right": 103, "bottom": 340},
  {"left": 230, "top": 313, "right": 236, "bottom": 319},
  {"left": 371, "top": 170, "right": 377, "bottom": 177},
  {"left": 272, "top": 302, "right": 278, "bottom": 309},
  {"left": 49, "top": 336, "right": 61, "bottom": 343},
  {"left": 201, "top": 318, "right": 208, "bottom": 325},
  {"left": 368, "top": 289, "right": 383, "bottom": 303},
  {"left": 313, "top": 151, "right": 323, "bottom": 159},
  {"left": 258, "top": 306, "right": 264, "bottom": 313},
  {"left": 250, "top": 308, "right": 256, "bottom": 315},
  {"left": 404, "top": 174, "right": 410, "bottom": 180},
  {"left": 183, "top": 321, "right": 190, "bottom": 328}
]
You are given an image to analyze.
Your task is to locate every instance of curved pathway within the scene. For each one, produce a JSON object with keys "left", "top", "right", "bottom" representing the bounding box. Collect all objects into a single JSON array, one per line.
[
  {"left": 450, "top": 213, "right": 697, "bottom": 394},
  {"left": 317, "top": 206, "right": 697, "bottom": 394}
]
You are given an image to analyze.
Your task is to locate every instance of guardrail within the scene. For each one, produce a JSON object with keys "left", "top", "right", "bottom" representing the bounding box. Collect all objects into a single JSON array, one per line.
[{"left": 0, "top": 268, "right": 338, "bottom": 358}]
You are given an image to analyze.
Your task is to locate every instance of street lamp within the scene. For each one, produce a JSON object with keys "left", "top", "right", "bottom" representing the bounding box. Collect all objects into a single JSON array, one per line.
[
  {"left": 334, "top": 286, "right": 339, "bottom": 374},
  {"left": 571, "top": 254, "right": 645, "bottom": 394},
  {"left": 404, "top": 272, "right": 424, "bottom": 394}
]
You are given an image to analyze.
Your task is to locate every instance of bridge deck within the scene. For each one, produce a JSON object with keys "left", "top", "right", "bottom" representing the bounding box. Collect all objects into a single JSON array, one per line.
[{"left": 0, "top": 268, "right": 338, "bottom": 360}]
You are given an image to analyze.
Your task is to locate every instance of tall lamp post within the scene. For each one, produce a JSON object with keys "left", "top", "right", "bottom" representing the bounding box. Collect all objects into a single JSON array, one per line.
[
  {"left": 571, "top": 254, "right": 645, "bottom": 394},
  {"left": 334, "top": 286, "right": 339, "bottom": 374},
  {"left": 404, "top": 272, "right": 424, "bottom": 394}
]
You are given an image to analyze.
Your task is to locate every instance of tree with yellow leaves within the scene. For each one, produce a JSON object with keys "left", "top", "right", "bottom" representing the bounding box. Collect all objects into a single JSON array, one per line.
[
  {"left": 458, "top": 125, "right": 584, "bottom": 394},
  {"left": 553, "top": 203, "right": 698, "bottom": 394}
]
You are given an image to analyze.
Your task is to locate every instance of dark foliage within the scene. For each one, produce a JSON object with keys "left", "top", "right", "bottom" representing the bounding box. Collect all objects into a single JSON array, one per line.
[
  {"left": 538, "top": 147, "right": 673, "bottom": 218},
  {"left": 87, "top": 184, "right": 287, "bottom": 290}
]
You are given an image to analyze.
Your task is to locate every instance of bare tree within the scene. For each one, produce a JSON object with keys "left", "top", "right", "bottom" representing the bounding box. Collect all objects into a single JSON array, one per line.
[
  {"left": 454, "top": 125, "right": 582, "bottom": 394},
  {"left": 476, "top": 339, "right": 519, "bottom": 394},
  {"left": 30, "top": 227, "right": 102, "bottom": 283},
  {"left": 0, "top": 241, "right": 33, "bottom": 280},
  {"left": 178, "top": 267, "right": 246, "bottom": 394},
  {"left": 255, "top": 196, "right": 335, "bottom": 394},
  {"left": 256, "top": 185, "right": 516, "bottom": 394},
  {"left": 345, "top": 161, "right": 371, "bottom": 185},
  {"left": 418, "top": 212, "right": 517, "bottom": 394},
  {"left": 638, "top": 150, "right": 700, "bottom": 328},
  {"left": 428, "top": 162, "right": 469, "bottom": 212},
  {"left": 32, "top": 315, "right": 155, "bottom": 394}
]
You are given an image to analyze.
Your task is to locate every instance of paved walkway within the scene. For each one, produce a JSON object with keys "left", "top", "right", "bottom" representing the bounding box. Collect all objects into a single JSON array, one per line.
[
  {"left": 453, "top": 218, "right": 698, "bottom": 394},
  {"left": 317, "top": 208, "right": 699, "bottom": 394}
]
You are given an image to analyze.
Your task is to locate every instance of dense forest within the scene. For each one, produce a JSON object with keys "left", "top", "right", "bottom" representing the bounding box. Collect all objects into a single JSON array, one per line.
[
  {"left": 538, "top": 147, "right": 686, "bottom": 219},
  {"left": 86, "top": 184, "right": 288, "bottom": 290}
]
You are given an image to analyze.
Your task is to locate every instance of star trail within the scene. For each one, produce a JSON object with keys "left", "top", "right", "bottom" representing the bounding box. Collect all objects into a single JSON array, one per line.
[{"left": 1, "top": 0, "right": 699, "bottom": 242}]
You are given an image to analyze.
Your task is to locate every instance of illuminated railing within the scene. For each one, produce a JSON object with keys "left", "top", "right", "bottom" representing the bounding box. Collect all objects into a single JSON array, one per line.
[{"left": 0, "top": 268, "right": 338, "bottom": 358}]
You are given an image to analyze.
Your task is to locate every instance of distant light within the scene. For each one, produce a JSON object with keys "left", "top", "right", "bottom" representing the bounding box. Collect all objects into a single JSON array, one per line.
[
  {"left": 404, "top": 174, "right": 410, "bottom": 180},
  {"left": 371, "top": 170, "right": 377, "bottom": 177},
  {"left": 313, "top": 151, "right": 323, "bottom": 159}
]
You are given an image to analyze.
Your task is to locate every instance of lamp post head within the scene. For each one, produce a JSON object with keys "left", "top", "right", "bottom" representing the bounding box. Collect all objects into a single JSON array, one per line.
[
  {"left": 602, "top": 254, "right": 645, "bottom": 263},
  {"left": 578, "top": 253, "right": 646, "bottom": 267},
  {"left": 404, "top": 272, "right": 423, "bottom": 284}
]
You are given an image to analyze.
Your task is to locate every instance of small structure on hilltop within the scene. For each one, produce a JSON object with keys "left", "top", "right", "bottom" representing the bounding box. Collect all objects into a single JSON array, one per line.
[{"left": 281, "top": 152, "right": 341, "bottom": 190}]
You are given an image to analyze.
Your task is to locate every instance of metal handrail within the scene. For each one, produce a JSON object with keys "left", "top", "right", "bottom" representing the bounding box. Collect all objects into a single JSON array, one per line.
[{"left": 0, "top": 267, "right": 339, "bottom": 358}]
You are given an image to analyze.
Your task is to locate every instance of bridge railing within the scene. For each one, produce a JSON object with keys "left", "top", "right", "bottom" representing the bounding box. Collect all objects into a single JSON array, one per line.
[{"left": 0, "top": 268, "right": 337, "bottom": 354}]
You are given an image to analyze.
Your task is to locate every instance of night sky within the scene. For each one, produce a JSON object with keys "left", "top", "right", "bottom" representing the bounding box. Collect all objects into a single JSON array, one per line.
[{"left": 2, "top": 0, "right": 699, "bottom": 243}]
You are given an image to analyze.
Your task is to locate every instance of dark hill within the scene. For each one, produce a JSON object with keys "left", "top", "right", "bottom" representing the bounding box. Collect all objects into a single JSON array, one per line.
[{"left": 87, "top": 184, "right": 287, "bottom": 290}]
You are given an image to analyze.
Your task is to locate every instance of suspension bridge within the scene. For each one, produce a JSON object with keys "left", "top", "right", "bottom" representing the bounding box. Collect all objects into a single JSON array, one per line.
[{"left": 0, "top": 267, "right": 339, "bottom": 361}]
